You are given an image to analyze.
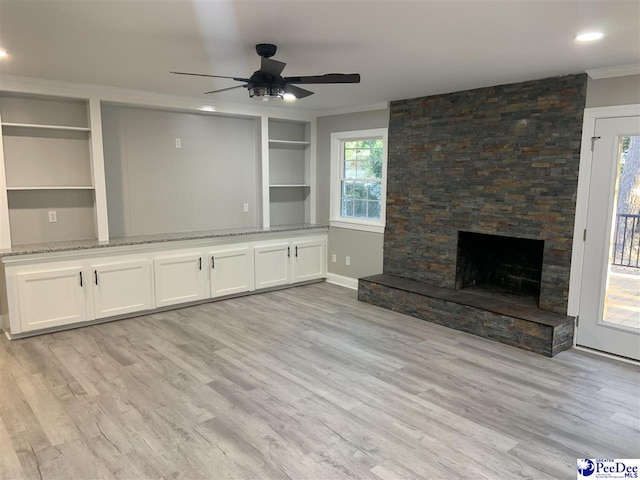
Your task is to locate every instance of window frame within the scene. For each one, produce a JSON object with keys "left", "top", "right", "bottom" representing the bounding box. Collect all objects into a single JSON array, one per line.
[{"left": 330, "top": 128, "right": 388, "bottom": 233}]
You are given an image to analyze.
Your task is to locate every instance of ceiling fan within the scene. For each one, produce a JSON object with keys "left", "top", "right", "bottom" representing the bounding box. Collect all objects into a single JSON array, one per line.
[{"left": 171, "top": 43, "right": 361, "bottom": 101}]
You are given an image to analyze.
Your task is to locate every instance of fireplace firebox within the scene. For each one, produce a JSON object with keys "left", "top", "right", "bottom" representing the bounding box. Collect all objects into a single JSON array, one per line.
[{"left": 455, "top": 232, "right": 544, "bottom": 302}]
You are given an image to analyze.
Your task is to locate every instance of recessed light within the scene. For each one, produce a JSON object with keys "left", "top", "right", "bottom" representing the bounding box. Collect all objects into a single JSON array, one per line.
[
  {"left": 0, "top": 50, "right": 8, "bottom": 58},
  {"left": 576, "top": 31, "right": 604, "bottom": 42},
  {"left": 283, "top": 93, "right": 296, "bottom": 102}
]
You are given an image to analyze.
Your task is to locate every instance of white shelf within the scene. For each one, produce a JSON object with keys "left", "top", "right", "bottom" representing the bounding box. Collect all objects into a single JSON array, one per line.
[
  {"left": 1, "top": 122, "right": 91, "bottom": 132},
  {"left": 6, "top": 186, "right": 95, "bottom": 191},
  {"left": 269, "top": 184, "right": 311, "bottom": 188},
  {"left": 268, "top": 139, "right": 310, "bottom": 146}
]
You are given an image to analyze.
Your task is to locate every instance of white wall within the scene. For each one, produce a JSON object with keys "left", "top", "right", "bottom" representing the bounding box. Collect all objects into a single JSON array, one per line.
[
  {"left": 586, "top": 75, "right": 640, "bottom": 108},
  {"left": 316, "top": 108, "right": 390, "bottom": 280},
  {"left": 102, "top": 105, "right": 261, "bottom": 237}
]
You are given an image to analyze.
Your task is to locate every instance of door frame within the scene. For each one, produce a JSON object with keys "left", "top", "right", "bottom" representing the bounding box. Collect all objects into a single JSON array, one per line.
[{"left": 568, "top": 104, "right": 640, "bottom": 347}]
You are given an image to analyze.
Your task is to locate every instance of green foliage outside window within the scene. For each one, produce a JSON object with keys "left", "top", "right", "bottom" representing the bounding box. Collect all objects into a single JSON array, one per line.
[{"left": 341, "top": 139, "right": 384, "bottom": 220}]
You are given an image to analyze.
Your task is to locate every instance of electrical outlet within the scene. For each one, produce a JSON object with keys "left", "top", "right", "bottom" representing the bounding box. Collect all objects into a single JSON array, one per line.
[
  {"left": 332, "top": 254, "right": 337, "bottom": 263},
  {"left": 175, "top": 138, "right": 181, "bottom": 149},
  {"left": 345, "top": 256, "right": 351, "bottom": 266},
  {"left": 243, "top": 203, "right": 249, "bottom": 212},
  {"left": 48, "top": 210, "right": 57, "bottom": 223}
]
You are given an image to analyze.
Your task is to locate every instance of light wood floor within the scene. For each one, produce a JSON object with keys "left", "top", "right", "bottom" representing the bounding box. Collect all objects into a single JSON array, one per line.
[{"left": 0, "top": 283, "right": 638, "bottom": 480}]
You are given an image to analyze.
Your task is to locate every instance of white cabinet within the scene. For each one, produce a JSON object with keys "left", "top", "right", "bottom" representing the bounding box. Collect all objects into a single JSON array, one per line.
[
  {"left": 91, "top": 259, "right": 154, "bottom": 319},
  {"left": 292, "top": 239, "right": 325, "bottom": 283},
  {"left": 209, "top": 246, "right": 254, "bottom": 298},
  {"left": 2, "top": 230, "right": 327, "bottom": 337},
  {"left": 254, "top": 236, "right": 327, "bottom": 289},
  {"left": 16, "top": 266, "right": 89, "bottom": 332},
  {"left": 254, "top": 242, "right": 292, "bottom": 289},
  {"left": 154, "top": 252, "right": 207, "bottom": 307}
]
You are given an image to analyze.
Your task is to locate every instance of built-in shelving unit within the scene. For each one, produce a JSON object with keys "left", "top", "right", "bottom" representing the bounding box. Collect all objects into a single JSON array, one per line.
[
  {"left": 0, "top": 79, "right": 316, "bottom": 250},
  {"left": 0, "top": 93, "right": 108, "bottom": 248},
  {"left": 265, "top": 118, "right": 315, "bottom": 226}
]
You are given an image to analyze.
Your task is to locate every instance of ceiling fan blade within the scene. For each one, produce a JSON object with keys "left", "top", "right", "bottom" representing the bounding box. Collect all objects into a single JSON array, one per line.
[
  {"left": 260, "top": 57, "right": 286, "bottom": 76},
  {"left": 204, "top": 85, "right": 246, "bottom": 95},
  {"left": 285, "top": 84, "right": 314, "bottom": 99},
  {"left": 171, "top": 71, "right": 249, "bottom": 82},
  {"left": 285, "top": 73, "right": 361, "bottom": 84}
]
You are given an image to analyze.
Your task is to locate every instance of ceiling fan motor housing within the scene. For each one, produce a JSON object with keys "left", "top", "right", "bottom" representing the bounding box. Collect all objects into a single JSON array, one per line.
[{"left": 255, "top": 43, "right": 277, "bottom": 58}]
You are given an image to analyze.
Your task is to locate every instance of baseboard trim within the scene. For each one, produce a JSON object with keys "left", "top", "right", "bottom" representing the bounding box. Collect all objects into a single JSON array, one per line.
[
  {"left": 573, "top": 345, "right": 640, "bottom": 366},
  {"left": 326, "top": 273, "right": 359, "bottom": 290}
]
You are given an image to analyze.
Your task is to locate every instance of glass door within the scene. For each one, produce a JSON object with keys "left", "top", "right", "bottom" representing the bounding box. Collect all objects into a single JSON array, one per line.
[{"left": 577, "top": 116, "right": 640, "bottom": 360}]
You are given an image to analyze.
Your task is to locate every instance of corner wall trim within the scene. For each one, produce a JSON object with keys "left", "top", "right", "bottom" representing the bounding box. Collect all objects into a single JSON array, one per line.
[
  {"left": 326, "top": 273, "right": 359, "bottom": 290},
  {"left": 586, "top": 64, "right": 640, "bottom": 79}
]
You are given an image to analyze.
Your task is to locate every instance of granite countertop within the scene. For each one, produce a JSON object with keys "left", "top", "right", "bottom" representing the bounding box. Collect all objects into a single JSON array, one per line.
[{"left": 0, "top": 223, "right": 328, "bottom": 258}]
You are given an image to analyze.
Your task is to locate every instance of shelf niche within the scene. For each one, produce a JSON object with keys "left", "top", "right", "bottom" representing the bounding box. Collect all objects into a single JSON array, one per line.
[
  {"left": 7, "top": 189, "right": 97, "bottom": 245},
  {"left": 267, "top": 119, "right": 311, "bottom": 226},
  {"left": 0, "top": 93, "right": 98, "bottom": 246}
]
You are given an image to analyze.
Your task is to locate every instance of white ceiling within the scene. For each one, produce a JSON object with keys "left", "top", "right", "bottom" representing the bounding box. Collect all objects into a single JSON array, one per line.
[{"left": 0, "top": 0, "right": 639, "bottom": 113}]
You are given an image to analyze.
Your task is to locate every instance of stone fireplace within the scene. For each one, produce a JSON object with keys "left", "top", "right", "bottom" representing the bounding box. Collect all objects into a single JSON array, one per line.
[{"left": 359, "top": 74, "right": 586, "bottom": 356}]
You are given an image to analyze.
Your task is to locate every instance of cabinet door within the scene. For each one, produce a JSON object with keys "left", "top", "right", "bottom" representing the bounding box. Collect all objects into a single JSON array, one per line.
[
  {"left": 17, "top": 267, "right": 88, "bottom": 332},
  {"left": 292, "top": 239, "right": 326, "bottom": 283},
  {"left": 209, "top": 247, "right": 254, "bottom": 298},
  {"left": 154, "top": 253, "right": 207, "bottom": 307},
  {"left": 92, "top": 260, "right": 154, "bottom": 319},
  {"left": 254, "top": 242, "right": 291, "bottom": 289}
]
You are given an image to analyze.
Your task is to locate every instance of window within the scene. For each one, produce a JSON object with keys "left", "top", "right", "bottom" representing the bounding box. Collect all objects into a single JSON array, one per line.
[{"left": 330, "top": 128, "right": 388, "bottom": 233}]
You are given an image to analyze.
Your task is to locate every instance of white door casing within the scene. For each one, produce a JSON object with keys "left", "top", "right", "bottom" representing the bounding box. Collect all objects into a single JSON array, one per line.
[{"left": 572, "top": 110, "right": 640, "bottom": 360}]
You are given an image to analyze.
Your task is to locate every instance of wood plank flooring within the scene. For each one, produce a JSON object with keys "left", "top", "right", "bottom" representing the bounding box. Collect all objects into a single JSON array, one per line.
[{"left": 0, "top": 282, "right": 638, "bottom": 480}]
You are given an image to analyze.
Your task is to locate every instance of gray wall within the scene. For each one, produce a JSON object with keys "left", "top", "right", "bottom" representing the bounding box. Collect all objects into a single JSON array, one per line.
[
  {"left": 586, "top": 75, "right": 640, "bottom": 108},
  {"left": 316, "top": 108, "right": 389, "bottom": 279},
  {"left": 102, "top": 105, "right": 260, "bottom": 237}
]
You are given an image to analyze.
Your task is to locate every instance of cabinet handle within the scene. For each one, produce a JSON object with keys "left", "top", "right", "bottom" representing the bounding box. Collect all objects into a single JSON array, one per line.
[
  {"left": 199, "top": 257, "right": 202, "bottom": 270},
  {"left": 287, "top": 246, "right": 290, "bottom": 258},
  {"left": 95, "top": 270, "right": 99, "bottom": 286},
  {"left": 211, "top": 256, "right": 215, "bottom": 269},
  {"left": 295, "top": 246, "right": 298, "bottom": 258},
  {"left": 79, "top": 271, "right": 83, "bottom": 287}
]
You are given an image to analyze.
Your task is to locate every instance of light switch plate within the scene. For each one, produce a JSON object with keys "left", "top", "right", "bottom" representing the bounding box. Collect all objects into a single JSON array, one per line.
[{"left": 48, "top": 210, "right": 57, "bottom": 223}]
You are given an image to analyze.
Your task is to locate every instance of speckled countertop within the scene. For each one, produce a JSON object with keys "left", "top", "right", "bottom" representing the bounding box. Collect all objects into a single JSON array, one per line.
[{"left": 0, "top": 224, "right": 328, "bottom": 258}]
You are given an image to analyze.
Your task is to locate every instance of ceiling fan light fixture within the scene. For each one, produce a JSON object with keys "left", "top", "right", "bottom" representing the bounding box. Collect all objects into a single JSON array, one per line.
[
  {"left": 283, "top": 93, "right": 296, "bottom": 102},
  {"left": 249, "top": 85, "right": 285, "bottom": 100}
]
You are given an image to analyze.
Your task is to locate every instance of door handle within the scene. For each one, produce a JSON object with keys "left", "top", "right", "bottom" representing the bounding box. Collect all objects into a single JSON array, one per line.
[
  {"left": 295, "top": 246, "right": 298, "bottom": 258},
  {"left": 211, "top": 256, "right": 215, "bottom": 269},
  {"left": 79, "top": 271, "right": 83, "bottom": 287},
  {"left": 287, "top": 246, "right": 290, "bottom": 258},
  {"left": 199, "top": 257, "right": 202, "bottom": 270},
  {"left": 95, "top": 270, "right": 98, "bottom": 285}
]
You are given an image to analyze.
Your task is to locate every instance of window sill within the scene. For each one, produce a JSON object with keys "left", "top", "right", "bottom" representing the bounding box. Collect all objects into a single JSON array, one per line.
[{"left": 329, "top": 220, "right": 385, "bottom": 234}]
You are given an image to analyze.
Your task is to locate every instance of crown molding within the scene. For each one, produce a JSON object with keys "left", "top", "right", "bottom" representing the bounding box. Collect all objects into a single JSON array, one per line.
[{"left": 586, "top": 64, "right": 640, "bottom": 80}]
